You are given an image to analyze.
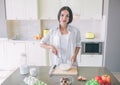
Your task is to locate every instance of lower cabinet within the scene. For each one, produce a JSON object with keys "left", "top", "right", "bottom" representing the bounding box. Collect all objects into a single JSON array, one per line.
[
  {"left": 78, "top": 55, "right": 103, "bottom": 67},
  {"left": 0, "top": 40, "right": 7, "bottom": 68},
  {"left": 0, "top": 40, "right": 4, "bottom": 58},
  {"left": 5, "top": 41, "right": 26, "bottom": 68},
  {"left": 26, "top": 41, "right": 48, "bottom": 66},
  {"left": 1, "top": 40, "right": 103, "bottom": 68},
  {"left": 5, "top": 41, "right": 48, "bottom": 68}
]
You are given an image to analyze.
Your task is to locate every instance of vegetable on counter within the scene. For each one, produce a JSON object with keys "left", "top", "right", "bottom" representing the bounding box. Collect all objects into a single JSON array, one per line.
[
  {"left": 86, "top": 74, "right": 111, "bottom": 85},
  {"left": 86, "top": 79, "right": 100, "bottom": 85},
  {"left": 24, "top": 76, "right": 47, "bottom": 85}
]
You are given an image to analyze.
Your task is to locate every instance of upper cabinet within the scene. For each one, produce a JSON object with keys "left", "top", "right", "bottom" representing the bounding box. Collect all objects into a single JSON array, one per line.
[
  {"left": 38, "top": 0, "right": 60, "bottom": 19},
  {"left": 81, "top": 0, "right": 103, "bottom": 20},
  {"left": 38, "top": 0, "right": 103, "bottom": 20},
  {"left": 67, "top": 0, "right": 103, "bottom": 20},
  {"left": 5, "top": 0, "right": 103, "bottom": 20},
  {"left": 5, "top": 0, "right": 38, "bottom": 20}
]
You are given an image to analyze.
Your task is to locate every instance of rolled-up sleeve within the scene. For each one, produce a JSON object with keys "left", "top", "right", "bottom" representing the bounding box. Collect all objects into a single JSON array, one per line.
[{"left": 40, "top": 30, "right": 51, "bottom": 45}]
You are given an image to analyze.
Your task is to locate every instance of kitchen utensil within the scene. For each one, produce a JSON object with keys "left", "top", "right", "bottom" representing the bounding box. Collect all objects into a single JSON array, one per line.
[
  {"left": 49, "top": 65, "right": 56, "bottom": 76},
  {"left": 57, "top": 57, "right": 63, "bottom": 65},
  {"left": 57, "top": 51, "right": 63, "bottom": 65}
]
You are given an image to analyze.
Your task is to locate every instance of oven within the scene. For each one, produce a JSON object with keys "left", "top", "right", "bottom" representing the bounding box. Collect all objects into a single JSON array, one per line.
[{"left": 81, "top": 42, "right": 103, "bottom": 54}]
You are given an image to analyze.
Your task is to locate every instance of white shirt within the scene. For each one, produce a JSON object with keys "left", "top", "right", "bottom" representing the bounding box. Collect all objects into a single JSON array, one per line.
[
  {"left": 40, "top": 25, "right": 81, "bottom": 65},
  {"left": 60, "top": 32, "right": 70, "bottom": 63}
]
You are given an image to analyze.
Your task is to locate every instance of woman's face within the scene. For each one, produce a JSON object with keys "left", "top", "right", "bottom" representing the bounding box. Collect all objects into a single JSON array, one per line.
[{"left": 59, "top": 10, "right": 69, "bottom": 26}]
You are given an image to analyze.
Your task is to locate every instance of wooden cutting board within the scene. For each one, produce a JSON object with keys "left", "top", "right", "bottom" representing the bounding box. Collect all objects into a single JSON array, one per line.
[{"left": 52, "top": 66, "right": 78, "bottom": 75}]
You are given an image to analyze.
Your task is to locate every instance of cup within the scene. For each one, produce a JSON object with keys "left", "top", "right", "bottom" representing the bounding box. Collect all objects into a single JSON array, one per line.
[
  {"left": 30, "top": 68, "right": 37, "bottom": 77},
  {"left": 20, "top": 65, "right": 29, "bottom": 75}
]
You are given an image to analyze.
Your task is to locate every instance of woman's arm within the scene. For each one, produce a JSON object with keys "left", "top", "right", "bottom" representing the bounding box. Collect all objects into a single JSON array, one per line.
[
  {"left": 40, "top": 43, "right": 58, "bottom": 56},
  {"left": 71, "top": 47, "right": 80, "bottom": 64}
]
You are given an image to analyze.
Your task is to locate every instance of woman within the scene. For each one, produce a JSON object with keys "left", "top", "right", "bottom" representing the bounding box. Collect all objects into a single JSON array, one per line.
[{"left": 40, "top": 6, "right": 81, "bottom": 66}]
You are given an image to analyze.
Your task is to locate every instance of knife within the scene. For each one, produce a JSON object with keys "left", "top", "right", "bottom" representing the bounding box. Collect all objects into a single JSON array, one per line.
[{"left": 49, "top": 65, "right": 56, "bottom": 77}]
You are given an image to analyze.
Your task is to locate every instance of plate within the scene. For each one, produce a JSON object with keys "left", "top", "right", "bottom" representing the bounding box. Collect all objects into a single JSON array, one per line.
[{"left": 59, "top": 64, "right": 71, "bottom": 71}]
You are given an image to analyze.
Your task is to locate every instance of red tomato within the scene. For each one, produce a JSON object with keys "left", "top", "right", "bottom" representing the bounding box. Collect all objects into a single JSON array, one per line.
[
  {"left": 98, "top": 79, "right": 106, "bottom": 85},
  {"left": 95, "top": 76, "right": 102, "bottom": 81},
  {"left": 101, "top": 74, "right": 111, "bottom": 83}
]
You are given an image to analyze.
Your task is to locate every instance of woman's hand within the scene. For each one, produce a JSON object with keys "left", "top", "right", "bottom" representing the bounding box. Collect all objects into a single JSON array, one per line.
[
  {"left": 70, "top": 47, "right": 80, "bottom": 64},
  {"left": 51, "top": 45, "right": 58, "bottom": 56},
  {"left": 70, "top": 55, "right": 77, "bottom": 64}
]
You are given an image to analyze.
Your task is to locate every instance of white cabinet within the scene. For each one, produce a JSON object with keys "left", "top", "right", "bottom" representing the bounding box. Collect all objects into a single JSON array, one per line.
[
  {"left": 0, "top": 40, "right": 48, "bottom": 69},
  {"left": 5, "top": 41, "right": 26, "bottom": 68},
  {"left": 60, "top": 0, "right": 103, "bottom": 20},
  {"left": 5, "top": 0, "right": 103, "bottom": 20},
  {"left": 78, "top": 55, "right": 103, "bottom": 67},
  {"left": 0, "top": 40, "right": 6, "bottom": 67},
  {"left": 80, "top": 0, "right": 103, "bottom": 19},
  {"left": 26, "top": 41, "right": 47, "bottom": 66},
  {"left": 38, "top": 0, "right": 59, "bottom": 19},
  {"left": 5, "top": 0, "right": 38, "bottom": 20},
  {"left": 0, "top": 41, "right": 4, "bottom": 57}
]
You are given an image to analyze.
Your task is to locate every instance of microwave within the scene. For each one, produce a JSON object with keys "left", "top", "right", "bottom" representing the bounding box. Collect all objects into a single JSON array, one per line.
[{"left": 81, "top": 42, "right": 103, "bottom": 54}]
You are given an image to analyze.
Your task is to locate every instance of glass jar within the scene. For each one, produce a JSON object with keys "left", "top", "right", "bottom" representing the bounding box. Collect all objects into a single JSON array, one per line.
[{"left": 20, "top": 53, "right": 29, "bottom": 75}]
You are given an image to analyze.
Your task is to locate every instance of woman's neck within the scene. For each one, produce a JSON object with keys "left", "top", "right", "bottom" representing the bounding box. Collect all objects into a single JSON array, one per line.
[{"left": 59, "top": 25, "right": 68, "bottom": 35}]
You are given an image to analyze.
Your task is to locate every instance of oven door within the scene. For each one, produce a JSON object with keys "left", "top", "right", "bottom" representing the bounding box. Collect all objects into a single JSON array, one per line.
[{"left": 81, "top": 42, "right": 102, "bottom": 54}]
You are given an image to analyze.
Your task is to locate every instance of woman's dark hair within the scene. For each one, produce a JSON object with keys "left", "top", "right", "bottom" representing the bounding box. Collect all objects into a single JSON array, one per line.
[{"left": 57, "top": 6, "right": 73, "bottom": 24}]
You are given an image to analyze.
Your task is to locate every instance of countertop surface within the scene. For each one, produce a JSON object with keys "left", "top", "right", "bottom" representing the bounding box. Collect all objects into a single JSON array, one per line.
[{"left": 1, "top": 66, "right": 120, "bottom": 85}]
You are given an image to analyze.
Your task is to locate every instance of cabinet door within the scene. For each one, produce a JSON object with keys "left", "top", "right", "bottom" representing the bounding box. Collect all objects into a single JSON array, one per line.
[
  {"left": 24, "top": 0, "right": 38, "bottom": 19},
  {"left": 81, "top": 0, "right": 103, "bottom": 19},
  {"left": 0, "top": 40, "right": 6, "bottom": 67},
  {"left": 6, "top": 41, "right": 26, "bottom": 68},
  {"left": 78, "top": 55, "right": 103, "bottom": 67},
  {"left": 26, "top": 42, "right": 47, "bottom": 66},
  {"left": 38, "top": 0, "right": 59, "bottom": 19},
  {"left": 5, "top": 0, "right": 38, "bottom": 20},
  {"left": 5, "top": 0, "right": 23, "bottom": 19},
  {"left": 0, "top": 41, "right": 4, "bottom": 57},
  {"left": 68, "top": 0, "right": 103, "bottom": 19}
]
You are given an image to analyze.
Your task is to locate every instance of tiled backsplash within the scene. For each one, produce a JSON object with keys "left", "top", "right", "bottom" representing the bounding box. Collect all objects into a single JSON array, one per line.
[
  {"left": 6, "top": 18, "right": 105, "bottom": 41},
  {"left": 7, "top": 20, "right": 41, "bottom": 40},
  {"left": 41, "top": 19, "right": 105, "bottom": 41}
]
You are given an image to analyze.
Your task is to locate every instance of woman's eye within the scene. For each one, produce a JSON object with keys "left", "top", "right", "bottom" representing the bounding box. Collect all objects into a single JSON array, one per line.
[
  {"left": 60, "top": 14, "right": 69, "bottom": 18},
  {"left": 61, "top": 14, "right": 64, "bottom": 17},
  {"left": 66, "top": 15, "right": 69, "bottom": 17}
]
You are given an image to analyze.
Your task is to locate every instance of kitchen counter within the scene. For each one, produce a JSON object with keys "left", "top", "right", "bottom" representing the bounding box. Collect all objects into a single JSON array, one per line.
[
  {"left": 0, "top": 38, "right": 8, "bottom": 41},
  {"left": 1, "top": 66, "right": 120, "bottom": 85}
]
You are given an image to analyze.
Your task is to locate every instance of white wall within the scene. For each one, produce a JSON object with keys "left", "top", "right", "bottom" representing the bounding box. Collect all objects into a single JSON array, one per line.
[
  {"left": 6, "top": 19, "right": 105, "bottom": 42},
  {"left": 41, "top": 19, "right": 105, "bottom": 41},
  {"left": 104, "top": 0, "right": 120, "bottom": 72},
  {"left": 0, "top": 0, "right": 7, "bottom": 37}
]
